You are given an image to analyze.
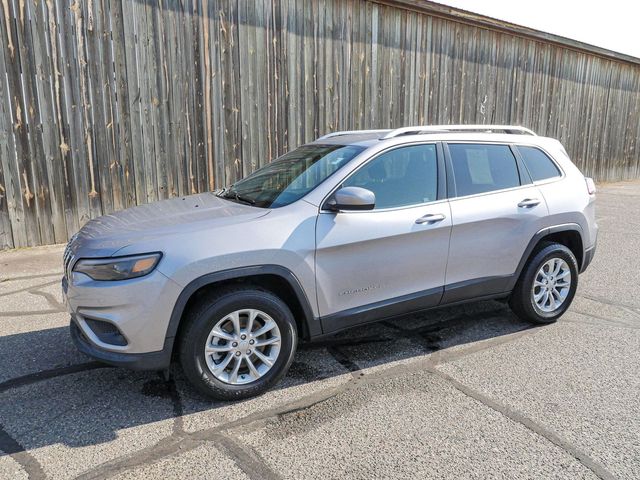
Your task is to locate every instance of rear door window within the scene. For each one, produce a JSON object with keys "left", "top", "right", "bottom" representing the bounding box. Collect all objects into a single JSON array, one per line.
[
  {"left": 518, "top": 146, "right": 561, "bottom": 181},
  {"left": 447, "top": 144, "right": 521, "bottom": 197}
]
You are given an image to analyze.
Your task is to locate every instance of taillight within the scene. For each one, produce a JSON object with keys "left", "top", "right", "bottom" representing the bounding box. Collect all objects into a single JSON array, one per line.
[{"left": 585, "top": 177, "right": 596, "bottom": 195}]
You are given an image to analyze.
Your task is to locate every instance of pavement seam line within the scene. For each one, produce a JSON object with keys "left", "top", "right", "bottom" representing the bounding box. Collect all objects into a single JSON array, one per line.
[
  {"left": 564, "top": 313, "right": 640, "bottom": 331},
  {"left": 380, "top": 324, "right": 618, "bottom": 477},
  {"left": 2, "top": 310, "right": 606, "bottom": 480},
  {"left": 28, "top": 289, "right": 66, "bottom": 311},
  {"left": 428, "top": 366, "right": 617, "bottom": 480},
  {"left": 74, "top": 376, "right": 362, "bottom": 478},
  {"left": 0, "top": 424, "right": 46, "bottom": 480},
  {"left": 0, "top": 272, "right": 61, "bottom": 283},
  {"left": 326, "top": 345, "right": 361, "bottom": 374},
  {"left": 211, "top": 433, "right": 283, "bottom": 480},
  {"left": 0, "top": 280, "right": 60, "bottom": 298},
  {"left": 73, "top": 320, "right": 541, "bottom": 479},
  {"left": 0, "top": 362, "right": 110, "bottom": 394},
  {"left": 0, "top": 309, "right": 65, "bottom": 318},
  {"left": 578, "top": 294, "right": 640, "bottom": 318}
]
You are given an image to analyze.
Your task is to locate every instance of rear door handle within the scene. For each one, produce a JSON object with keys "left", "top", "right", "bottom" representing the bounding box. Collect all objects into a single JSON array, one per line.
[
  {"left": 415, "top": 213, "right": 446, "bottom": 224},
  {"left": 517, "top": 198, "right": 541, "bottom": 208}
]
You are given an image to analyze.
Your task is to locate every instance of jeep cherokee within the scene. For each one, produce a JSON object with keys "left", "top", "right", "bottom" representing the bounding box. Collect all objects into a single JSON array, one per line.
[{"left": 63, "top": 125, "right": 598, "bottom": 399}]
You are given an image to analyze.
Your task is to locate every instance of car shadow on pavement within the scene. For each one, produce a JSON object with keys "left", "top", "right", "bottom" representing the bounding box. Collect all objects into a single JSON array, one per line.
[{"left": 0, "top": 299, "right": 532, "bottom": 454}]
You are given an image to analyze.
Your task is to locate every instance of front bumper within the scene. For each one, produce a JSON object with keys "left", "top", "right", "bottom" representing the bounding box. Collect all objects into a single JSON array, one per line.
[
  {"left": 70, "top": 318, "right": 172, "bottom": 370},
  {"left": 63, "top": 266, "right": 183, "bottom": 361}
]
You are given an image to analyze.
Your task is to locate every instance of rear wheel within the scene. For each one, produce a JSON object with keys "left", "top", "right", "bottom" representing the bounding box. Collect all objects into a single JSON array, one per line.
[
  {"left": 509, "top": 242, "right": 578, "bottom": 324},
  {"left": 179, "top": 288, "right": 297, "bottom": 400}
]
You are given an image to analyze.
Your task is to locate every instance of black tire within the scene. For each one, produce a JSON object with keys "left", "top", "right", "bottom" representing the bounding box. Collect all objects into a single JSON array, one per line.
[
  {"left": 509, "top": 242, "right": 579, "bottom": 324},
  {"left": 179, "top": 287, "right": 297, "bottom": 400}
]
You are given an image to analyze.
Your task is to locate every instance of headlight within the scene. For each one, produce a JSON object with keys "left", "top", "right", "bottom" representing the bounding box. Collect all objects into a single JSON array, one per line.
[{"left": 73, "top": 253, "right": 162, "bottom": 281}]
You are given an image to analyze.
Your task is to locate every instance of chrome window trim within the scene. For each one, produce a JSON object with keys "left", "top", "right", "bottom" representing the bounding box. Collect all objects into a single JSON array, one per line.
[
  {"left": 318, "top": 197, "right": 449, "bottom": 215},
  {"left": 446, "top": 183, "right": 536, "bottom": 203}
]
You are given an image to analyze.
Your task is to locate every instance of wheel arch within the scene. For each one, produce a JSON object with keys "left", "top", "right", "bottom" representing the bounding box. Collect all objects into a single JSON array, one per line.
[
  {"left": 166, "top": 266, "right": 319, "bottom": 359},
  {"left": 508, "top": 223, "right": 585, "bottom": 291}
]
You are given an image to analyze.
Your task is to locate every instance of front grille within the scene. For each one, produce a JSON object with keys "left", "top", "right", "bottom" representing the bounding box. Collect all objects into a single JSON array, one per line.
[
  {"left": 84, "top": 318, "right": 128, "bottom": 346},
  {"left": 63, "top": 238, "right": 77, "bottom": 278}
]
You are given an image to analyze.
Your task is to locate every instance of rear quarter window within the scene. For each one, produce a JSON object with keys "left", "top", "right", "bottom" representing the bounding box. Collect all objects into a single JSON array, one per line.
[{"left": 518, "top": 146, "right": 561, "bottom": 181}]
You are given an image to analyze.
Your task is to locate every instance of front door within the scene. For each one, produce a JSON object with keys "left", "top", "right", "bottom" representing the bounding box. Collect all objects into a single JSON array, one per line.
[{"left": 315, "top": 143, "right": 452, "bottom": 332}]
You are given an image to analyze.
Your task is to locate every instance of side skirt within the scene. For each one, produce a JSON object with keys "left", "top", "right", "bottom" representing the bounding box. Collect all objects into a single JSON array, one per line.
[
  {"left": 440, "top": 275, "right": 512, "bottom": 304},
  {"left": 319, "top": 287, "right": 443, "bottom": 336},
  {"left": 317, "top": 276, "right": 514, "bottom": 338}
]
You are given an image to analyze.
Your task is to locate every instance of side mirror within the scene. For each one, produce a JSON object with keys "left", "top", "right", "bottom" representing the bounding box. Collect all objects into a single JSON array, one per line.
[{"left": 325, "top": 186, "right": 375, "bottom": 212}]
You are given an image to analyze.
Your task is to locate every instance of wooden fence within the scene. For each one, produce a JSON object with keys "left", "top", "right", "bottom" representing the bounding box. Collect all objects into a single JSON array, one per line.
[{"left": 1, "top": 0, "right": 639, "bottom": 249}]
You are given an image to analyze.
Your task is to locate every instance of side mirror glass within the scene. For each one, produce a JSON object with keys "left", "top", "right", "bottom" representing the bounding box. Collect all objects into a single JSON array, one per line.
[{"left": 325, "top": 186, "right": 375, "bottom": 211}]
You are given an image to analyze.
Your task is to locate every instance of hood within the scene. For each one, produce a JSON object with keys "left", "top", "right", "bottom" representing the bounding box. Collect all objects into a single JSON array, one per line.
[{"left": 69, "top": 193, "right": 269, "bottom": 257}]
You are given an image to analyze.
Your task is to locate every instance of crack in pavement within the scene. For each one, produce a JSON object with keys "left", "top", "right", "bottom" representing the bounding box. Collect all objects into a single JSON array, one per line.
[
  {"left": 578, "top": 294, "right": 640, "bottom": 318},
  {"left": 0, "top": 309, "right": 64, "bottom": 318},
  {"left": 0, "top": 280, "right": 60, "bottom": 299},
  {"left": 0, "top": 287, "right": 65, "bottom": 318},
  {"left": 72, "top": 325, "right": 543, "bottom": 480},
  {"left": 211, "top": 433, "right": 283, "bottom": 480},
  {"left": 428, "top": 366, "right": 617, "bottom": 480},
  {"left": 566, "top": 311, "right": 640, "bottom": 330},
  {"left": 325, "top": 345, "right": 361, "bottom": 374},
  {"left": 0, "top": 425, "right": 46, "bottom": 480},
  {"left": 28, "top": 290, "right": 65, "bottom": 311},
  {"left": 0, "top": 362, "right": 110, "bottom": 395},
  {"left": 302, "top": 335, "right": 392, "bottom": 350},
  {"left": 0, "top": 272, "right": 61, "bottom": 283},
  {"left": 0, "top": 363, "right": 110, "bottom": 480},
  {"left": 165, "top": 374, "right": 184, "bottom": 437},
  {"left": 0, "top": 312, "right": 619, "bottom": 480},
  {"left": 355, "top": 321, "right": 617, "bottom": 480}
]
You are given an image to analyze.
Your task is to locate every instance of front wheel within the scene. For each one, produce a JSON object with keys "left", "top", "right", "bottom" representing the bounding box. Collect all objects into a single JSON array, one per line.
[
  {"left": 509, "top": 242, "right": 579, "bottom": 324},
  {"left": 179, "top": 288, "right": 297, "bottom": 400}
]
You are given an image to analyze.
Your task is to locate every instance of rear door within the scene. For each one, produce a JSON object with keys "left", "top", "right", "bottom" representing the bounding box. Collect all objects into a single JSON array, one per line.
[
  {"left": 315, "top": 143, "right": 451, "bottom": 331},
  {"left": 442, "top": 142, "right": 548, "bottom": 303}
]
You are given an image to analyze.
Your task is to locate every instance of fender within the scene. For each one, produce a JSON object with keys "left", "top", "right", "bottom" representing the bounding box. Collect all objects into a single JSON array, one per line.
[
  {"left": 164, "top": 265, "right": 319, "bottom": 351},
  {"left": 506, "top": 223, "right": 584, "bottom": 291}
]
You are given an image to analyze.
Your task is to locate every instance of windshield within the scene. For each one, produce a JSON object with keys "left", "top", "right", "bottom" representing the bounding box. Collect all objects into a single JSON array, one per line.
[{"left": 217, "top": 144, "right": 365, "bottom": 208}]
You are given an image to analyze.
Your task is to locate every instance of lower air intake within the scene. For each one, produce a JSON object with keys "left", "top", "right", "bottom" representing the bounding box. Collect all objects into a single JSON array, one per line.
[{"left": 84, "top": 318, "right": 128, "bottom": 347}]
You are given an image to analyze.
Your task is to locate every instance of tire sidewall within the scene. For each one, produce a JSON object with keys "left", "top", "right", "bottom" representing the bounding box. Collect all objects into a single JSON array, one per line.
[{"left": 184, "top": 291, "right": 297, "bottom": 399}]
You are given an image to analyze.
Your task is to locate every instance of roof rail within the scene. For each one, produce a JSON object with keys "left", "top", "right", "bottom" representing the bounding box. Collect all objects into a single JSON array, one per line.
[
  {"left": 380, "top": 125, "right": 536, "bottom": 139},
  {"left": 316, "top": 129, "right": 391, "bottom": 141}
]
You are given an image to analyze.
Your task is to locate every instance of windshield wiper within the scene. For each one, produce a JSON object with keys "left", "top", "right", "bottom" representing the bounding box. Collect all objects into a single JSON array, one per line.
[{"left": 219, "top": 189, "right": 256, "bottom": 206}]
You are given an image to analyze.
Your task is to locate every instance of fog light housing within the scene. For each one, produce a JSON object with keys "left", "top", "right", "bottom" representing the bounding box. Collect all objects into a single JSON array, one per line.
[{"left": 84, "top": 318, "right": 128, "bottom": 346}]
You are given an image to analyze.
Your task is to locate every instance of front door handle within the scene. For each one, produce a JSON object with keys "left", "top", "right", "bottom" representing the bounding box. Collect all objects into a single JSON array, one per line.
[
  {"left": 415, "top": 213, "right": 446, "bottom": 224},
  {"left": 517, "top": 198, "right": 541, "bottom": 208}
]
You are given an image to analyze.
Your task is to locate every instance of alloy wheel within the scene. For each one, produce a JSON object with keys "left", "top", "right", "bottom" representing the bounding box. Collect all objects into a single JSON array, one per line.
[
  {"left": 204, "top": 309, "right": 281, "bottom": 385},
  {"left": 531, "top": 257, "right": 572, "bottom": 313}
]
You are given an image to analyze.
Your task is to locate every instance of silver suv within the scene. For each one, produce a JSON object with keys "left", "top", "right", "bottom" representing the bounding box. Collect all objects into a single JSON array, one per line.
[{"left": 63, "top": 125, "right": 597, "bottom": 399}]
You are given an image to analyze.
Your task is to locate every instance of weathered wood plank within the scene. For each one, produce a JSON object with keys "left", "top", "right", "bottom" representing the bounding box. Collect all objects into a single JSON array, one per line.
[
  {"left": 57, "top": 0, "right": 93, "bottom": 231},
  {"left": 0, "top": 23, "right": 14, "bottom": 248},
  {"left": 30, "top": 0, "right": 68, "bottom": 243},
  {"left": 110, "top": 0, "right": 137, "bottom": 208},
  {"left": 2, "top": 0, "right": 41, "bottom": 246},
  {"left": 0, "top": 0, "right": 24, "bottom": 247},
  {"left": 85, "top": 0, "right": 114, "bottom": 218},
  {"left": 1, "top": 0, "right": 640, "bottom": 248}
]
